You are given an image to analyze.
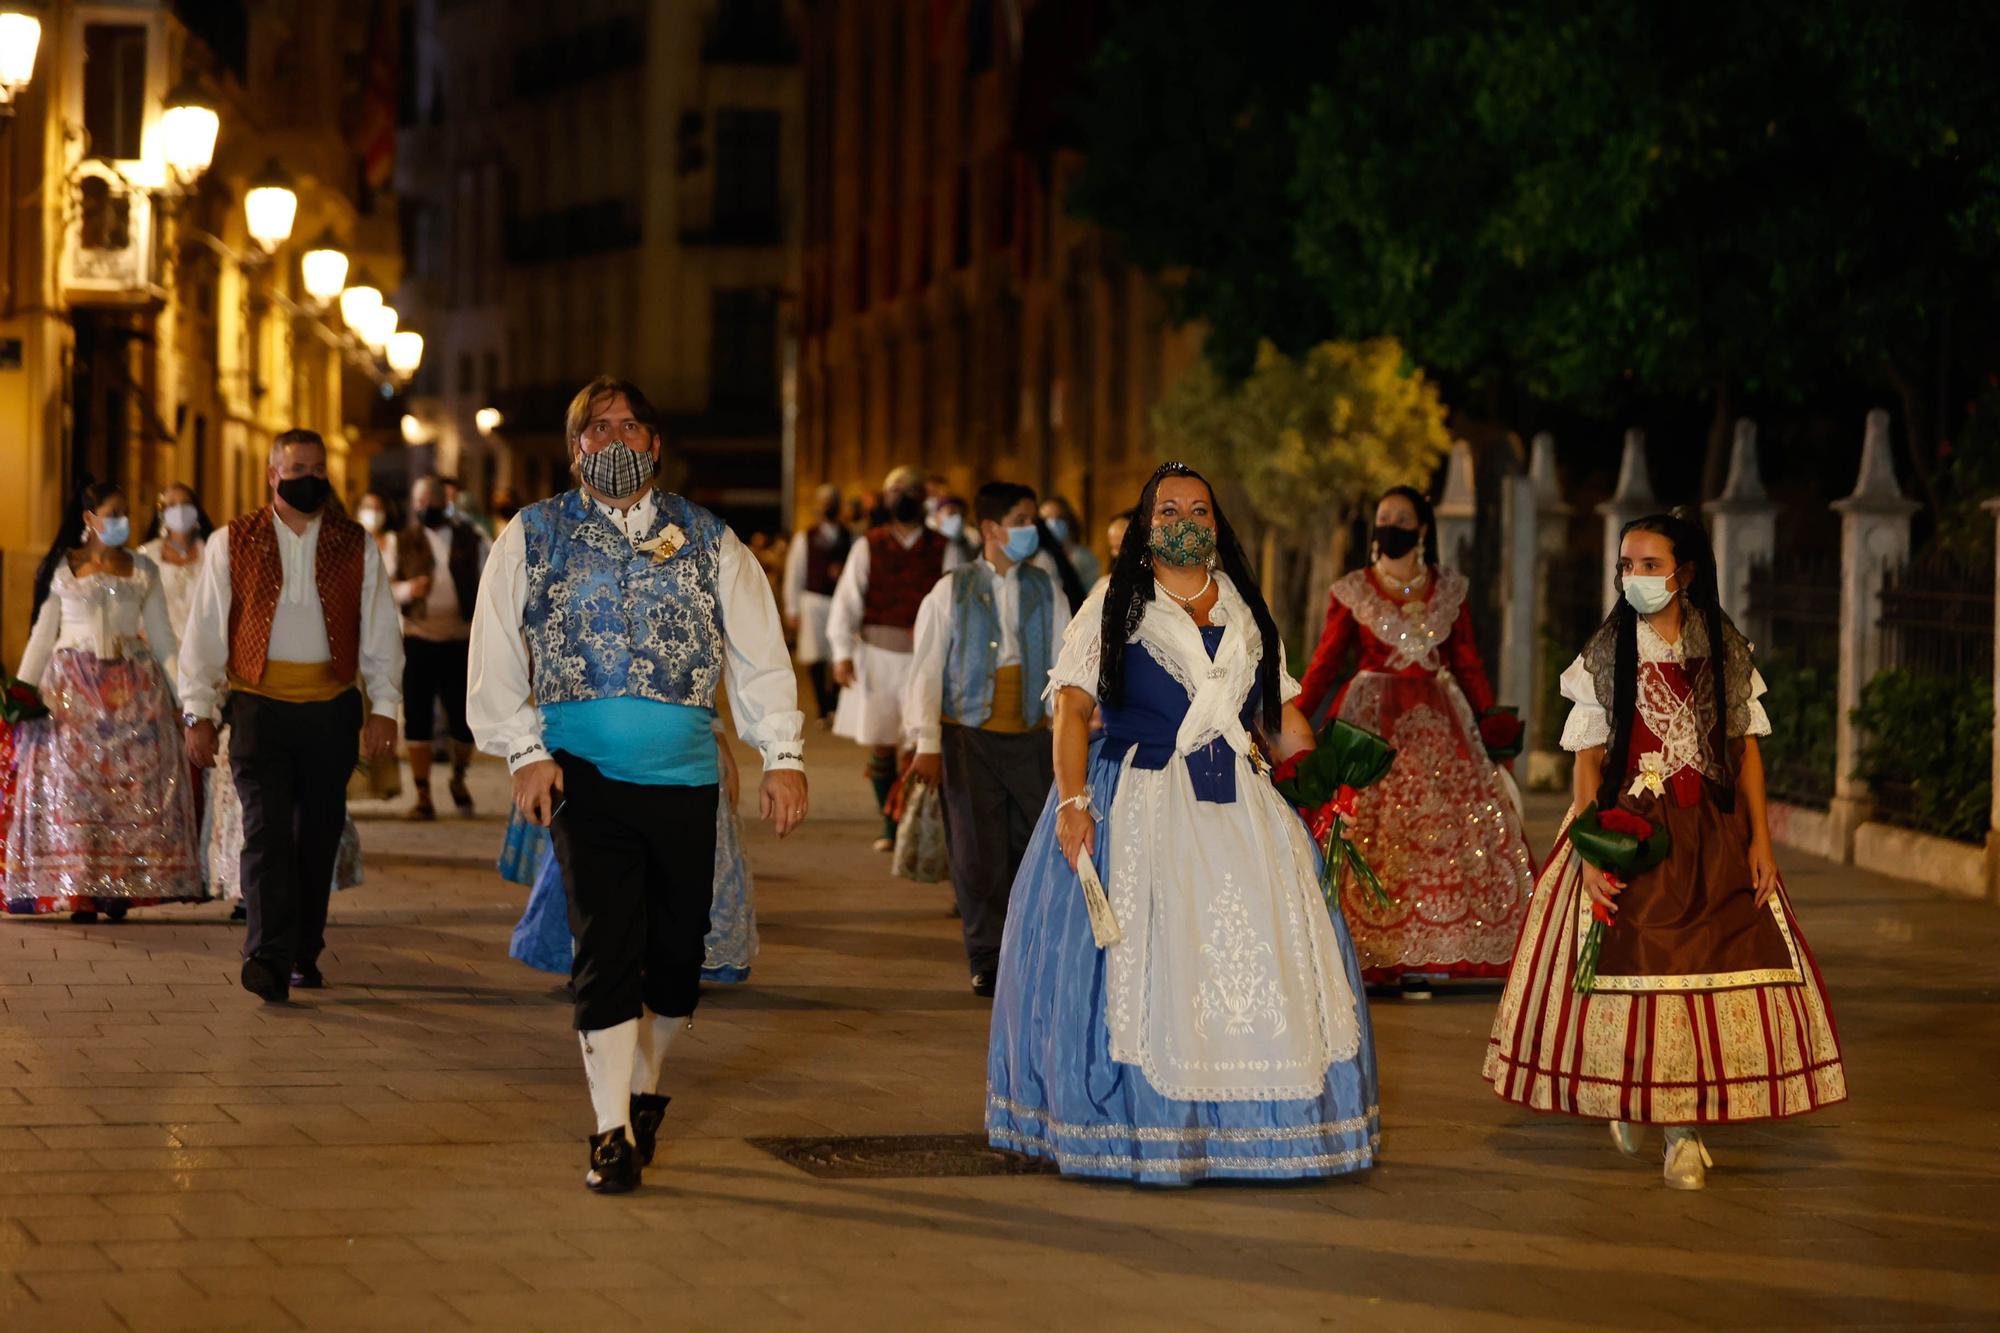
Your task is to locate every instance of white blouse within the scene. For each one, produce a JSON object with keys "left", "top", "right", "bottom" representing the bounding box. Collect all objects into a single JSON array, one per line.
[
  {"left": 138, "top": 536, "right": 205, "bottom": 644},
  {"left": 1559, "top": 619, "right": 1771, "bottom": 759},
  {"left": 18, "top": 556, "right": 180, "bottom": 690}
]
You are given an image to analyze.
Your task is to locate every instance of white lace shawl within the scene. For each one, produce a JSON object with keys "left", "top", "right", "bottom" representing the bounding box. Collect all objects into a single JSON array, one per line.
[{"left": 1045, "top": 574, "right": 1301, "bottom": 754}]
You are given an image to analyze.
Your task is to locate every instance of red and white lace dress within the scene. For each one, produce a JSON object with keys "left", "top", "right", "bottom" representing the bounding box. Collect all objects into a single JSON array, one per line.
[
  {"left": 1296, "top": 567, "right": 1534, "bottom": 983},
  {"left": 1483, "top": 619, "right": 1847, "bottom": 1124}
]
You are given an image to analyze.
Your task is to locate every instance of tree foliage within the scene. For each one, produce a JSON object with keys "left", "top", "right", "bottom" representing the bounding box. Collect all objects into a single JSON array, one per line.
[
  {"left": 1072, "top": 0, "right": 2000, "bottom": 499},
  {"left": 1153, "top": 338, "right": 1453, "bottom": 648}
]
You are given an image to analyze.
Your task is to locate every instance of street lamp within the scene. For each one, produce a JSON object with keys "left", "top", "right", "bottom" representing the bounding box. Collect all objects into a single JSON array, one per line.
[
  {"left": 243, "top": 158, "right": 297, "bottom": 251},
  {"left": 0, "top": 9, "right": 42, "bottom": 113},
  {"left": 475, "top": 407, "right": 503, "bottom": 436},
  {"left": 300, "top": 229, "right": 349, "bottom": 304},
  {"left": 338, "top": 278, "right": 382, "bottom": 333},
  {"left": 386, "top": 329, "right": 424, "bottom": 377},
  {"left": 400, "top": 413, "right": 430, "bottom": 445},
  {"left": 359, "top": 303, "right": 398, "bottom": 353},
  {"left": 158, "top": 78, "right": 219, "bottom": 187}
]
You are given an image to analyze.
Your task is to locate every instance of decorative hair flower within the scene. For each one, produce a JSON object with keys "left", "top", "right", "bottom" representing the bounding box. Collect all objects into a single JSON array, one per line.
[{"left": 636, "top": 523, "right": 686, "bottom": 564}]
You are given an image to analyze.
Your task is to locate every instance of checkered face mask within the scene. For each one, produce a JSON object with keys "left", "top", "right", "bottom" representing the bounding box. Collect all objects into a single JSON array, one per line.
[{"left": 577, "top": 440, "right": 656, "bottom": 499}]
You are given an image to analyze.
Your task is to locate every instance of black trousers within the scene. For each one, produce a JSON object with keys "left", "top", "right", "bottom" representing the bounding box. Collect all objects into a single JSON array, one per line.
[
  {"left": 807, "top": 660, "right": 840, "bottom": 720},
  {"left": 550, "top": 752, "right": 719, "bottom": 1031},
  {"left": 228, "top": 689, "right": 361, "bottom": 971},
  {"left": 940, "top": 724, "right": 1055, "bottom": 976},
  {"left": 401, "top": 637, "right": 472, "bottom": 744}
]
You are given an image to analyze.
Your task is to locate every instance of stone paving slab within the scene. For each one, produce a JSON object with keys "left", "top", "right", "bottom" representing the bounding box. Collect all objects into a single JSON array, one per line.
[{"left": 1, "top": 722, "right": 1997, "bottom": 1330}]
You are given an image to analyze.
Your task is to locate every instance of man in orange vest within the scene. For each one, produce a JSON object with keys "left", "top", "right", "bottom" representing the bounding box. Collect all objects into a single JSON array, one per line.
[{"left": 179, "top": 429, "right": 404, "bottom": 1003}]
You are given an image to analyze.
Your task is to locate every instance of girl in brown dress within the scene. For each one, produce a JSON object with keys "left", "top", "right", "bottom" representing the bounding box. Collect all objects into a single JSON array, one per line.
[{"left": 1483, "top": 513, "right": 1846, "bottom": 1189}]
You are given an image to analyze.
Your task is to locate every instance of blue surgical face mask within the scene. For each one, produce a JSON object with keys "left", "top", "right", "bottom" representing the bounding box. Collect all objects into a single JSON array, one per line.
[
  {"left": 1002, "top": 524, "right": 1040, "bottom": 562},
  {"left": 1044, "top": 516, "right": 1071, "bottom": 545},
  {"left": 1622, "top": 574, "right": 1675, "bottom": 615},
  {"left": 937, "top": 513, "right": 965, "bottom": 541},
  {"left": 95, "top": 515, "right": 131, "bottom": 547}
]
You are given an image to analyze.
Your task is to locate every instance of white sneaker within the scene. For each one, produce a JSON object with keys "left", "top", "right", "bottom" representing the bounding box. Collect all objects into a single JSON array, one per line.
[
  {"left": 1608, "top": 1121, "right": 1643, "bottom": 1156},
  {"left": 1663, "top": 1128, "right": 1713, "bottom": 1190},
  {"left": 871, "top": 836, "right": 895, "bottom": 853}
]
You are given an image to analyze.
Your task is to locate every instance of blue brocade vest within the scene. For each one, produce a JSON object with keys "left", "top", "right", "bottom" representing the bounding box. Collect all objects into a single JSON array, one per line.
[
  {"left": 518, "top": 489, "right": 727, "bottom": 708},
  {"left": 942, "top": 562, "right": 1056, "bottom": 730}
]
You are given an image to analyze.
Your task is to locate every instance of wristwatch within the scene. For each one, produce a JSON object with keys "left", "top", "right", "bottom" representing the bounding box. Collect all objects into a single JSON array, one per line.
[{"left": 182, "top": 711, "right": 206, "bottom": 729}]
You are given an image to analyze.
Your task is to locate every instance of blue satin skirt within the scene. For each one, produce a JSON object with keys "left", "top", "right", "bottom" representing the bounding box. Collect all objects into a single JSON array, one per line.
[{"left": 986, "top": 742, "right": 1380, "bottom": 1184}]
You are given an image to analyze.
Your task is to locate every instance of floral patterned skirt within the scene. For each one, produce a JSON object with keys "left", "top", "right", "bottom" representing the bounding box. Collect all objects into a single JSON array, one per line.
[
  {"left": 1333, "top": 671, "right": 1535, "bottom": 982},
  {"left": 204, "top": 722, "right": 363, "bottom": 900},
  {"left": 3, "top": 650, "right": 203, "bottom": 913}
]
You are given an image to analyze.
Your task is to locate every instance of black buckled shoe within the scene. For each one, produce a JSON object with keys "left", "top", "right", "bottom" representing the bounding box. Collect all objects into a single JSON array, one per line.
[
  {"left": 290, "top": 961, "right": 325, "bottom": 990},
  {"left": 585, "top": 1126, "right": 640, "bottom": 1195},
  {"left": 241, "top": 957, "right": 289, "bottom": 1004},
  {"left": 970, "top": 972, "right": 997, "bottom": 999},
  {"left": 629, "top": 1093, "right": 671, "bottom": 1167}
]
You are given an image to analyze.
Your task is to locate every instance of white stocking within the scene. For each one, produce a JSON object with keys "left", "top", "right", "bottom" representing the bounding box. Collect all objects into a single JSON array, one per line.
[
  {"left": 578, "top": 1020, "right": 639, "bottom": 1135},
  {"left": 631, "top": 1009, "right": 685, "bottom": 1097}
]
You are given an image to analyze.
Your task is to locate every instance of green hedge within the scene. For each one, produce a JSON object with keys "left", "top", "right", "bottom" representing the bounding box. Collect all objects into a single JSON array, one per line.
[
  {"left": 1853, "top": 668, "right": 1994, "bottom": 844},
  {"left": 1757, "top": 652, "right": 1840, "bottom": 806}
]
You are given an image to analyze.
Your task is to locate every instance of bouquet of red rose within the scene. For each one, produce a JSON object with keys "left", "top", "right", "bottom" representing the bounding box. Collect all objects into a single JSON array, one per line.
[
  {"left": 0, "top": 674, "right": 48, "bottom": 725},
  {"left": 1565, "top": 804, "right": 1671, "bottom": 993},
  {"left": 1271, "top": 719, "right": 1398, "bottom": 911},
  {"left": 1479, "top": 706, "right": 1524, "bottom": 764}
]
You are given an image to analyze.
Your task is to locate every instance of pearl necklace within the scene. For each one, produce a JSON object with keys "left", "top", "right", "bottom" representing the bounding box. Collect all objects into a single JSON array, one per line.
[
  {"left": 1377, "top": 561, "right": 1428, "bottom": 600},
  {"left": 1155, "top": 569, "right": 1214, "bottom": 614}
]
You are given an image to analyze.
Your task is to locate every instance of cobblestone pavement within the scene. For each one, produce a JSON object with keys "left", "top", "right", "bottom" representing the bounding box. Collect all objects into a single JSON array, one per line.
[{"left": 1, "top": 730, "right": 1996, "bottom": 1331}]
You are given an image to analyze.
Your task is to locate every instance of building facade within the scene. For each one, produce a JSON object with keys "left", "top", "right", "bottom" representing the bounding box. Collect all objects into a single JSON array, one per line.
[
  {"left": 0, "top": 0, "right": 402, "bottom": 666},
  {"left": 794, "top": 0, "right": 1195, "bottom": 556},
  {"left": 393, "top": 0, "right": 803, "bottom": 533}
]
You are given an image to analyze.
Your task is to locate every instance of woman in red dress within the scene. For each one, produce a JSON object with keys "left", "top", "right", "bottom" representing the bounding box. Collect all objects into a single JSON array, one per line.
[{"left": 1296, "top": 487, "right": 1534, "bottom": 994}]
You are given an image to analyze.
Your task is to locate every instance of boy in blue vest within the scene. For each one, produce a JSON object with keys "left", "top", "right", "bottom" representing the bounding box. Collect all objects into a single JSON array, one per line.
[{"left": 902, "top": 482, "right": 1071, "bottom": 996}]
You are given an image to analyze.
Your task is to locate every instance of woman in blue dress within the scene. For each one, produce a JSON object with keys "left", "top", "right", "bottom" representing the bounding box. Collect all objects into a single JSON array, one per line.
[
  {"left": 987, "top": 462, "right": 1379, "bottom": 1183},
  {"left": 510, "top": 720, "right": 757, "bottom": 984}
]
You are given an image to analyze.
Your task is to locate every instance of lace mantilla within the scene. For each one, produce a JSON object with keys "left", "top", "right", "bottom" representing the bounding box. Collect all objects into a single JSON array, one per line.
[
  {"left": 1581, "top": 613, "right": 1758, "bottom": 780},
  {"left": 1329, "top": 567, "right": 1467, "bottom": 672}
]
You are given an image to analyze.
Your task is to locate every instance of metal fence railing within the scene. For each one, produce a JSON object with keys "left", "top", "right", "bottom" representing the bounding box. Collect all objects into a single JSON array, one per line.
[{"left": 1744, "top": 552, "right": 1843, "bottom": 807}]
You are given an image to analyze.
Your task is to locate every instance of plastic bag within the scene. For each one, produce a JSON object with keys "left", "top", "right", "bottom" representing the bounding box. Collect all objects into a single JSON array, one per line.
[{"left": 891, "top": 778, "right": 949, "bottom": 884}]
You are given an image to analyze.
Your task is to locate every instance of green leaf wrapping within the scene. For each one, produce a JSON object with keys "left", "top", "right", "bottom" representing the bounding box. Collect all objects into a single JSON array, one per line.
[
  {"left": 1565, "top": 803, "right": 1671, "bottom": 879},
  {"left": 1274, "top": 719, "right": 1397, "bottom": 808}
]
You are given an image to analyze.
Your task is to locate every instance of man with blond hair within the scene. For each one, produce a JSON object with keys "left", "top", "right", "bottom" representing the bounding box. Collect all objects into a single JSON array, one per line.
[{"left": 468, "top": 375, "right": 806, "bottom": 1194}]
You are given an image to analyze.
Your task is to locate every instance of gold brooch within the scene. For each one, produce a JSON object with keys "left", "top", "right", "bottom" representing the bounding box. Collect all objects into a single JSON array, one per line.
[{"left": 635, "top": 523, "right": 687, "bottom": 564}]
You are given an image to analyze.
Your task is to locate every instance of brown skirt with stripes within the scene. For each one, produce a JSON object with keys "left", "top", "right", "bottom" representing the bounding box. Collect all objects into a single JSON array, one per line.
[{"left": 1483, "top": 810, "right": 1846, "bottom": 1125}]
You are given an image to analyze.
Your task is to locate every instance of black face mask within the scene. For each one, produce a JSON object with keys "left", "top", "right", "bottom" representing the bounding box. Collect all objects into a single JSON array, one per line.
[
  {"left": 821, "top": 503, "right": 841, "bottom": 521},
  {"left": 890, "top": 493, "right": 925, "bottom": 524},
  {"left": 277, "top": 475, "right": 332, "bottom": 514},
  {"left": 1373, "top": 524, "right": 1421, "bottom": 559},
  {"left": 419, "top": 505, "right": 448, "bottom": 529}
]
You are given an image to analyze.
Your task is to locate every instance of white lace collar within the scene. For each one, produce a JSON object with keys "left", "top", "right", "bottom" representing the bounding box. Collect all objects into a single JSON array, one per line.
[
  {"left": 1133, "top": 573, "right": 1262, "bottom": 757},
  {"left": 1329, "top": 565, "right": 1467, "bottom": 671}
]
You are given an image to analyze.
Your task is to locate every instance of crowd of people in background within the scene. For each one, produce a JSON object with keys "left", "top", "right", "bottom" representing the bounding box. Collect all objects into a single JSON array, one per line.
[{"left": 0, "top": 394, "right": 1847, "bottom": 1198}]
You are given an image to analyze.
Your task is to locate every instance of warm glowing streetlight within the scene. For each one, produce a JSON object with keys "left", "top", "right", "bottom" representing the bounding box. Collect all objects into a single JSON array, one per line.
[
  {"left": 475, "top": 407, "right": 503, "bottom": 436},
  {"left": 0, "top": 10, "right": 42, "bottom": 111},
  {"left": 387, "top": 330, "right": 424, "bottom": 377},
  {"left": 360, "top": 304, "right": 398, "bottom": 353},
  {"left": 158, "top": 79, "right": 218, "bottom": 186},
  {"left": 300, "top": 230, "right": 349, "bottom": 304},
  {"left": 243, "top": 159, "right": 298, "bottom": 251},
  {"left": 400, "top": 413, "right": 426, "bottom": 445},
  {"left": 338, "top": 280, "right": 382, "bottom": 333}
]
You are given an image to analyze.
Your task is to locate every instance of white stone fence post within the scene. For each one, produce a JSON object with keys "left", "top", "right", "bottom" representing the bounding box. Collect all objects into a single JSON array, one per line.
[
  {"left": 1434, "top": 440, "right": 1477, "bottom": 571},
  {"left": 1598, "top": 429, "right": 1655, "bottom": 615},
  {"left": 1829, "top": 409, "right": 1919, "bottom": 859},
  {"left": 1706, "top": 419, "right": 1776, "bottom": 625}
]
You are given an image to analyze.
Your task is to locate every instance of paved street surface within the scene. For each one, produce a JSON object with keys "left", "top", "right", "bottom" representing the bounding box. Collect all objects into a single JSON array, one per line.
[{"left": 2, "top": 726, "right": 1997, "bottom": 1331}]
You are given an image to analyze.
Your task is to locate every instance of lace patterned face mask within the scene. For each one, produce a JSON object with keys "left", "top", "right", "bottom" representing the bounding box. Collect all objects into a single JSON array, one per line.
[{"left": 1149, "top": 517, "right": 1217, "bottom": 567}]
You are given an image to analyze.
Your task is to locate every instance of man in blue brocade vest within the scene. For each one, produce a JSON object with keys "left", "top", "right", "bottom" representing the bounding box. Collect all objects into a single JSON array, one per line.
[
  {"left": 468, "top": 376, "right": 808, "bottom": 1195},
  {"left": 901, "top": 482, "right": 1071, "bottom": 997}
]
